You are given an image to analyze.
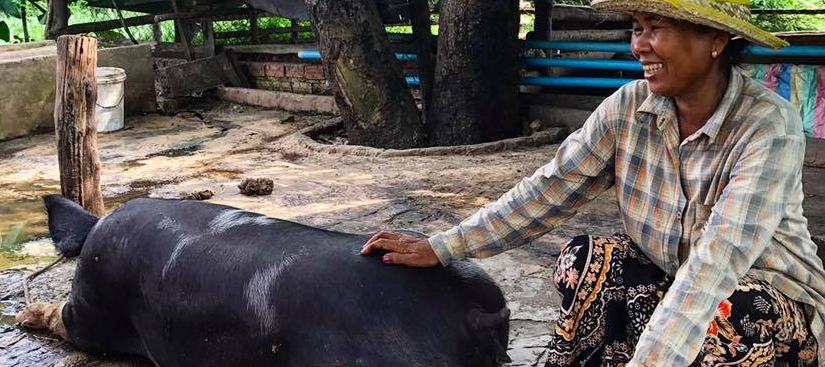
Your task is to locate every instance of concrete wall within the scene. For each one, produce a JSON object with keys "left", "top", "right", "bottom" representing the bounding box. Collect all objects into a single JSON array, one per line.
[{"left": 0, "top": 42, "right": 156, "bottom": 141}]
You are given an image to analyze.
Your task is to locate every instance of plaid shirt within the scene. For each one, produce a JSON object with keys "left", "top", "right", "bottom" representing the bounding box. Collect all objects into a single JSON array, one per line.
[{"left": 428, "top": 68, "right": 825, "bottom": 366}]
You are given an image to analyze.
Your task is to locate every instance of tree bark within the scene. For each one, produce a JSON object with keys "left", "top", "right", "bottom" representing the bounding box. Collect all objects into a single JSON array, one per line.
[
  {"left": 309, "top": 0, "right": 426, "bottom": 149},
  {"left": 54, "top": 35, "right": 105, "bottom": 216},
  {"left": 428, "top": 0, "right": 521, "bottom": 146}
]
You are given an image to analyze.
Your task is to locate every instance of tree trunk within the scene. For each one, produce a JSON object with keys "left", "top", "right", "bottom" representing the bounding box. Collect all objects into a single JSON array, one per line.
[
  {"left": 309, "top": 0, "right": 426, "bottom": 149},
  {"left": 408, "top": 0, "right": 434, "bottom": 128},
  {"left": 54, "top": 35, "right": 105, "bottom": 217},
  {"left": 428, "top": 0, "right": 521, "bottom": 146}
]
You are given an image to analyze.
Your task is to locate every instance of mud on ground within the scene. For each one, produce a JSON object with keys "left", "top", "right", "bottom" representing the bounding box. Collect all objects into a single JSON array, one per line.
[{"left": 0, "top": 100, "right": 821, "bottom": 367}]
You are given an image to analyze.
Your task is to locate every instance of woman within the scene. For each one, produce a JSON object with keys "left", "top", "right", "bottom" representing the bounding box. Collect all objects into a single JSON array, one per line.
[{"left": 362, "top": 0, "right": 825, "bottom": 365}]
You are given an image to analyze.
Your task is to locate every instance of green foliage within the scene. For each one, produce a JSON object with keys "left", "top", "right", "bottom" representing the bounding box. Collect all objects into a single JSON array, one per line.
[
  {"left": 0, "top": 20, "right": 9, "bottom": 41},
  {"left": 751, "top": 0, "right": 825, "bottom": 31},
  {"left": 0, "top": 0, "right": 20, "bottom": 18}
]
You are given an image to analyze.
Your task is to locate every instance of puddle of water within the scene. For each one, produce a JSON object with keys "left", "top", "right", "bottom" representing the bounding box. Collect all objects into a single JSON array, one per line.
[
  {"left": 1, "top": 300, "right": 19, "bottom": 327},
  {"left": 0, "top": 179, "right": 163, "bottom": 271}
]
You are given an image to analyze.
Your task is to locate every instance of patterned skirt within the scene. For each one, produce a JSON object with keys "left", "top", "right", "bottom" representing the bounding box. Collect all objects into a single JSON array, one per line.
[{"left": 545, "top": 234, "right": 819, "bottom": 367}]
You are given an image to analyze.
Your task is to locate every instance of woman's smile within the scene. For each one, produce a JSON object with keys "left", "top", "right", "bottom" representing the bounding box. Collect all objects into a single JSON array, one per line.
[{"left": 642, "top": 62, "right": 665, "bottom": 79}]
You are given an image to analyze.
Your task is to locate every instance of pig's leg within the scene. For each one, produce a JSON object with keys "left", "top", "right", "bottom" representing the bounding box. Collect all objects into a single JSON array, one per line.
[{"left": 16, "top": 302, "right": 68, "bottom": 339}]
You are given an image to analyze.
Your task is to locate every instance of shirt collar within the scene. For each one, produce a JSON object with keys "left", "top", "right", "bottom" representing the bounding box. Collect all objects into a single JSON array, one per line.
[{"left": 633, "top": 68, "right": 745, "bottom": 145}]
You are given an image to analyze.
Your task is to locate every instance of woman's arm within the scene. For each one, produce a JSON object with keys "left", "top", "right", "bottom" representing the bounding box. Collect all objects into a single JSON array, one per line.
[{"left": 363, "top": 89, "right": 624, "bottom": 267}]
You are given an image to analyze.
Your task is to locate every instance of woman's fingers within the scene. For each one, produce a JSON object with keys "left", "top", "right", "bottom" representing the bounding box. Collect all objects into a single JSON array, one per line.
[
  {"left": 362, "top": 234, "right": 408, "bottom": 255},
  {"left": 382, "top": 242, "right": 440, "bottom": 267},
  {"left": 361, "top": 232, "right": 440, "bottom": 267}
]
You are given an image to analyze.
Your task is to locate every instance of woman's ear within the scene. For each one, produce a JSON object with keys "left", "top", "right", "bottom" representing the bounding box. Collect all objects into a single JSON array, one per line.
[{"left": 713, "top": 31, "right": 732, "bottom": 57}]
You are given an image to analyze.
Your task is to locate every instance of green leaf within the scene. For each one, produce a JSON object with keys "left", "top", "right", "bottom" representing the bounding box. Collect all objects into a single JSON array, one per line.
[
  {"left": 0, "top": 0, "right": 21, "bottom": 18},
  {"left": 0, "top": 20, "right": 10, "bottom": 42}
]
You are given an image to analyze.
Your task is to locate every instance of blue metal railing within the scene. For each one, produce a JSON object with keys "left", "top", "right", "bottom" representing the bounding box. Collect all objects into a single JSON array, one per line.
[
  {"left": 524, "top": 57, "right": 642, "bottom": 71},
  {"left": 294, "top": 42, "right": 825, "bottom": 89}
]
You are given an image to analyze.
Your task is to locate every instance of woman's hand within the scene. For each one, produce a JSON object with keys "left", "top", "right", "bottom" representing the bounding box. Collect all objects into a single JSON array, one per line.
[{"left": 361, "top": 231, "right": 441, "bottom": 267}]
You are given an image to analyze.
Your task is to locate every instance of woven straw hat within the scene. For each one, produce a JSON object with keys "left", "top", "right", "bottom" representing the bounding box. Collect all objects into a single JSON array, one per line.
[{"left": 591, "top": 0, "right": 789, "bottom": 49}]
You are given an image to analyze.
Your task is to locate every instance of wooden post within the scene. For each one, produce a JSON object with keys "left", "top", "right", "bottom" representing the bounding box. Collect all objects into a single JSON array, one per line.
[
  {"left": 290, "top": 18, "right": 299, "bottom": 43},
  {"left": 202, "top": 19, "right": 216, "bottom": 57},
  {"left": 170, "top": 0, "right": 194, "bottom": 61},
  {"left": 152, "top": 21, "right": 163, "bottom": 42},
  {"left": 535, "top": 0, "right": 551, "bottom": 40},
  {"left": 250, "top": 9, "right": 258, "bottom": 44},
  {"left": 21, "top": 4, "right": 29, "bottom": 43},
  {"left": 54, "top": 35, "right": 105, "bottom": 217}
]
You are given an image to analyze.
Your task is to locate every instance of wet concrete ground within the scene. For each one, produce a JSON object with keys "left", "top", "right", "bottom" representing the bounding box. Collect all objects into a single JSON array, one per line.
[{"left": 0, "top": 101, "right": 822, "bottom": 366}]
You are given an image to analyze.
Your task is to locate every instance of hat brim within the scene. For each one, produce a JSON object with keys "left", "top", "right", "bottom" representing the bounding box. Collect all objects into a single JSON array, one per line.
[{"left": 591, "top": 0, "right": 789, "bottom": 49}]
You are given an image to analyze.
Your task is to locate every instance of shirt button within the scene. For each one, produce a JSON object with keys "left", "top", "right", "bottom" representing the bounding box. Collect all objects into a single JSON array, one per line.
[{"left": 676, "top": 212, "right": 682, "bottom": 220}]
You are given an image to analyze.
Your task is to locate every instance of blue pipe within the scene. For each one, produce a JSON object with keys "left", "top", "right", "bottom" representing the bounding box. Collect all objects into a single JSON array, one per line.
[
  {"left": 298, "top": 50, "right": 417, "bottom": 61},
  {"left": 525, "top": 41, "right": 825, "bottom": 57},
  {"left": 524, "top": 40, "right": 632, "bottom": 52},
  {"left": 408, "top": 76, "right": 633, "bottom": 88},
  {"left": 522, "top": 76, "right": 635, "bottom": 88},
  {"left": 524, "top": 57, "right": 642, "bottom": 71},
  {"left": 745, "top": 45, "right": 825, "bottom": 57}
]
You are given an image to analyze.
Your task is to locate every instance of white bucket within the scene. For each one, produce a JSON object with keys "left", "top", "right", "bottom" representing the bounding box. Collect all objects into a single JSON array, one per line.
[{"left": 95, "top": 67, "right": 127, "bottom": 133}]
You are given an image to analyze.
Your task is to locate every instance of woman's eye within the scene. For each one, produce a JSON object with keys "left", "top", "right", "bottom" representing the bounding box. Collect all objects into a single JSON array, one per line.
[{"left": 632, "top": 28, "right": 643, "bottom": 35}]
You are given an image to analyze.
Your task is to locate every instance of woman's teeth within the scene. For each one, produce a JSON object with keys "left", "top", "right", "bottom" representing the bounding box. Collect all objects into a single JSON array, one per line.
[{"left": 644, "top": 63, "right": 664, "bottom": 73}]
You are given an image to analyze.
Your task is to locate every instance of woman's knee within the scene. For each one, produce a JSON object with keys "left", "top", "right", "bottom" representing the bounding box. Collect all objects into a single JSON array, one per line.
[{"left": 553, "top": 235, "right": 593, "bottom": 293}]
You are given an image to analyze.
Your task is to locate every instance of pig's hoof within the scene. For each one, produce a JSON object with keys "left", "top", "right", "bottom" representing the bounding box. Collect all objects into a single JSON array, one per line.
[{"left": 16, "top": 302, "right": 57, "bottom": 329}]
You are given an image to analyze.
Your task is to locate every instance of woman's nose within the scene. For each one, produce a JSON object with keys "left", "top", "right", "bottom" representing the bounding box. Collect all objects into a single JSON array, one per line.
[{"left": 631, "top": 31, "right": 651, "bottom": 57}]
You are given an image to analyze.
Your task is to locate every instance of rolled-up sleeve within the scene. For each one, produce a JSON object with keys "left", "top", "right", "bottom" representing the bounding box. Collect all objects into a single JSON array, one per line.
[
  {"left": 428, "top": 99, "right": 619, "bottom": 266},
  {"left": 628, "top": 132, "right": 805, "bottom": 366}
]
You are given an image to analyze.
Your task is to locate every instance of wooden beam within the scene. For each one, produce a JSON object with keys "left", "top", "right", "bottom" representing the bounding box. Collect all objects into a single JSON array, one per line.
[
  {"left": 752, "top": 8, "right": 825, "bottom": 14},
  {"left": 54, "top": 35, "right": 105, "bottom": 216},
  {"left": 550, "top": 29, "right": 630, "bottom": 42},
  {"left": 214, "top": 26, "right": 313, "bottom": 40},
  {"left": 170, "top": 0, "right": 193, "bottom": 61},
  {"left": 51, "top": 14, "right": 155, "bottom": 37}
]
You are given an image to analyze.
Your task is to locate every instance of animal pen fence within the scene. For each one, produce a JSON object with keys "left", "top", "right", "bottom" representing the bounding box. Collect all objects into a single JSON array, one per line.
[{"left": 27, "top": 0, "right": 825, "bottom": 138}]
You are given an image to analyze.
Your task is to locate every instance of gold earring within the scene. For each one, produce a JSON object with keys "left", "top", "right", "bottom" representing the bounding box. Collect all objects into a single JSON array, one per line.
[{"left": 712, "top": 50, "right": 718, "bottom": 58}]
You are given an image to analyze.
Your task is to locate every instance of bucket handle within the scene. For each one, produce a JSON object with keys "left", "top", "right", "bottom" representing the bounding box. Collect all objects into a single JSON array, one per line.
[{"left": 96, "top": 94, "right": 124, "bottom": 110}]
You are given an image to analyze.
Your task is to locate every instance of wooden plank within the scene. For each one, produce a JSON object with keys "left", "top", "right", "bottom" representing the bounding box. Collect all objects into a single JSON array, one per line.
[
  {"left": 551, "top": 29, "right": 630, "bottom": 42},
  {"left": 54, "top": 35, "right": 105, "bottom": 216},
  {"left": 551, "top": 4, "right": 630, "bottom": 23},
  {"left": 752, "top": 8, "right": 825, "bottom": 14},
  {"left": 806, "top": 137, "right": 825, "bottom": 168},
  {"left": 215, "top": 87, "right": 338, "bottom": 114},
  {"left": 51, "top": 14, "right": 155, "bottom": 36},
  {"left": 224, "top": 43, "right": 320, "bottom": 55},
  {"left": 155, "top": 53, "right": 246, "bottom": 97},
  {"left": 526, "top": 105, "right": 594, "bottom": 130},
  {"left": 215, "top": 26, "right": 313, "bottom": 40},
  {"left": 521, "top": 92, "right": 605, "bottom": 111}
]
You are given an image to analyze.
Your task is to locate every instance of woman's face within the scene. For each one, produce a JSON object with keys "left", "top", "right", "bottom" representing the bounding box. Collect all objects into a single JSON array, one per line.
[{"left": 630, "top": 13, "right": 727, "bottom": 97}]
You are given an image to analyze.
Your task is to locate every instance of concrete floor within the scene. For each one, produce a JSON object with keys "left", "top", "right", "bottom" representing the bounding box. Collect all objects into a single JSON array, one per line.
[{"left": 0, "top": 101, "right": 822, "bottom": 366}]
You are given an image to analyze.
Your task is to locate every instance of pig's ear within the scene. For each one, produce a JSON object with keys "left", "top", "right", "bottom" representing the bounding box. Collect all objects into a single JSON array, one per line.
[{"left": 43, "top": 195, "right": 99, "bottom": 257}]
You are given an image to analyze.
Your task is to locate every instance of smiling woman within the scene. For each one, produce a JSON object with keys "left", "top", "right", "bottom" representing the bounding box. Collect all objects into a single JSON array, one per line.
[{"left": 363, "top": 0, "right": 825, "bottom": 366}]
